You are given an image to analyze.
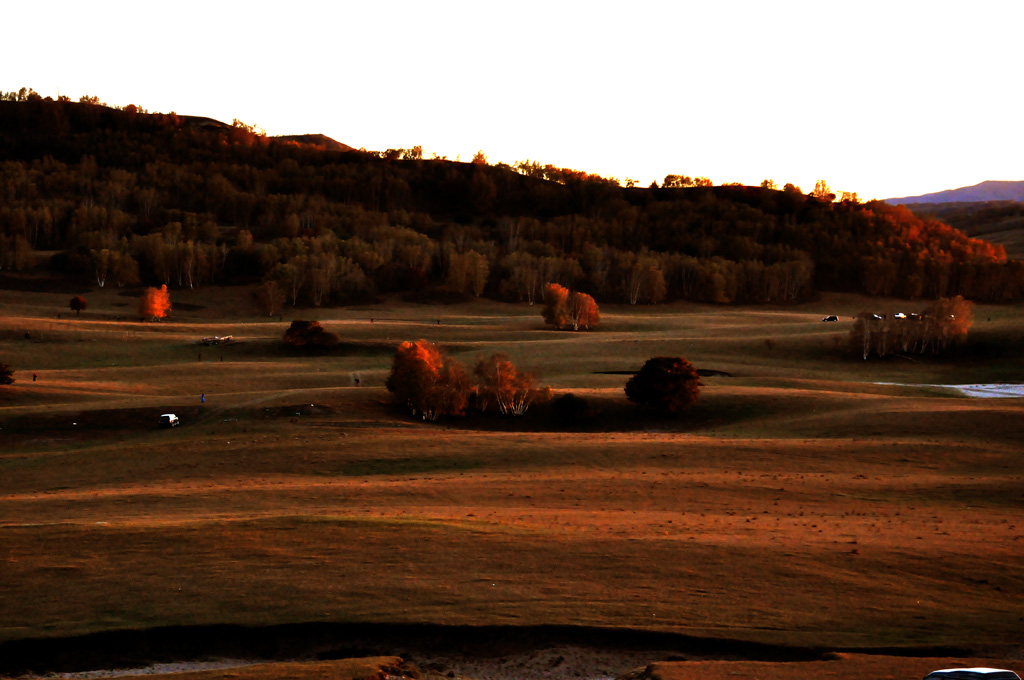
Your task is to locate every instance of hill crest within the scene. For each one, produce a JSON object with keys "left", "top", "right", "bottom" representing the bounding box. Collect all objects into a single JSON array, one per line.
[{"left": 272, "top": 133, "right": 354, "bottom": 152}]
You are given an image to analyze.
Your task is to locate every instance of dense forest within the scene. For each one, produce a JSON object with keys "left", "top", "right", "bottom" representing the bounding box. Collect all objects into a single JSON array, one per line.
[{"left": 2, "top": 92, "right": 1022, "bottom": 308}]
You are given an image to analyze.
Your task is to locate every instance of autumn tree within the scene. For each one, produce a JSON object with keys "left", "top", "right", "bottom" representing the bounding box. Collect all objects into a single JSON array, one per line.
[
  {"left": 541, "top": 283, "right": 599, "bottom": 331},
  {"left": 110, "top": 251, "right": 140, "bottom": 287},
  {"left": 138, "top": 284, "right": 171, "bottom": 321},
  {"left": 385, "top": 340, "right": 471, "bottom": 420},
  {"left": 401, "top": 146, "right": 423, "bottom": 160},
  {"left": 500, "top": 252, "right": 543, "bottom": 304},
  {"left": 283, "top": 320, "right": 340, "bottom": 349},
  {"left": 541, "top": 282, "right": 570, "bottom": 328},
  {"left": 0, "top": 362, "right": 13, "bottom": 385},
  {"left": 91, "top": 248, "right": 110, "bottom": 287},
  {"left": 256, "top": 279, "right": 286, "bottom": 317},
  {"left": 663, "top": 174, "right": 694, "bottom": 188},
  {"left": 811, "top": 179, "right": 835, "bottom": 202},
  {"left": 566, "top": 291, "right": 600, "bottom": 330},
  {"left": 625, "top": 357, "right": 702, "bottom": 414},
  {"left": 446, "top": 249, "right": 490, "bottom": 297},
  {"left": 925, "top": 295, "right": 973, "bottom": 352},
  {"left": 473, "top": 353, "right": 551, "bottom": 416},
  {"left": 69, "top": 295, "right": 88, "bottom": 316}
]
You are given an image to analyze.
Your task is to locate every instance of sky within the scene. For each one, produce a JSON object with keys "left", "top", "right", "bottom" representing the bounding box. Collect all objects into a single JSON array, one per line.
[{"left": 3, "top": 0, "right": 1022, "bottom": 201}]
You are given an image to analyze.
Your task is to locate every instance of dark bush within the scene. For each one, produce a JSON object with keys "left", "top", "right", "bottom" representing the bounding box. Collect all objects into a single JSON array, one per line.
[
  {"left": 624, "top": 356, "right": 702, "bottom": 414},
  {"left": 283, "top": 320, "right": 340, "bottom": 349}
]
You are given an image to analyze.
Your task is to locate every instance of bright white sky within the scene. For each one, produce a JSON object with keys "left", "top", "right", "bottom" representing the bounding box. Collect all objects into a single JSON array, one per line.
[{"left": 4, "top": 0, "right": 1021, "bottom": 200}]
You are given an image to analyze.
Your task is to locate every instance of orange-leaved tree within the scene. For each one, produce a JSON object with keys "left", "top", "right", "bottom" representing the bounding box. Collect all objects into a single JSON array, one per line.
[
  {"left": 541, "top": 283, "right": 569, "bottom": 328},
  {"left": 541, "top": 283, "right": 599, "bottom": 331},
  {"left": 924, "top": 295, "right": 973, "bottom": 352},
  {"left": 69, "top": 295, "right": 88, "bottom": 316},
  {"left": 567, "top": 290, "right": 600, "bottom": 330},
  {"left": 473, "top": 353, "right": 551, "bottom": 416},
  {"left": 138, "top": 285, "right": 171, "bottom": 320},
  {"left": 385, "top": 339, "right": 471, "bottom": 421},
  {"left": 624, "top": 356, "right": 702, "bottom": 414}
]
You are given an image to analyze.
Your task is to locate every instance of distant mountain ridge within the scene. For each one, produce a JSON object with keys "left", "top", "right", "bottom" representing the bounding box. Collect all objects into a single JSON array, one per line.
[{"left": 886, "top": 180, "right": 1024, "bottom": 205}]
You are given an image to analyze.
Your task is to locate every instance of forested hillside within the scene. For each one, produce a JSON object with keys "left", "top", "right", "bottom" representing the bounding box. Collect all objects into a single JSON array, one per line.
[
  {"left": 904, "top": 201, "right": 1024, "bottom": 260},
  {"left": 2, "top": 95, "right": 1022, "bottom": 306}
]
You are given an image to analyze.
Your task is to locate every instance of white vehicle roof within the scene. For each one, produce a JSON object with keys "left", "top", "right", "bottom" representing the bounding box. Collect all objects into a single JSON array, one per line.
[{"left": 925, "top": 670, "right": 1020, "bottom": 680}]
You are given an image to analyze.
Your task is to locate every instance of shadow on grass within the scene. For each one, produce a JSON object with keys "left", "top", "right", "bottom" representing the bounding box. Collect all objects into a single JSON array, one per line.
[
  {"left": 224, "top": 340, "right": 399, "bottom": 359},
  {"left": 3, "top": 620, "right": 951, "bottom": 676},
  {"left": 393, "top": 392, "right": 783, "bottom": 435}
]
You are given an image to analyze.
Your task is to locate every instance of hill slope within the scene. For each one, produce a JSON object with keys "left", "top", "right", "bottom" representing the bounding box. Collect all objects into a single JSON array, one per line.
[{"left": 0, "top": 97, "right": 1021, "bottom": 303}]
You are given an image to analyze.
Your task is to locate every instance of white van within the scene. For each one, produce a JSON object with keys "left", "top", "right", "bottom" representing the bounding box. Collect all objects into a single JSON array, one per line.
[{"left": 159, "top": 413, "right": 180, "bottom": 428}]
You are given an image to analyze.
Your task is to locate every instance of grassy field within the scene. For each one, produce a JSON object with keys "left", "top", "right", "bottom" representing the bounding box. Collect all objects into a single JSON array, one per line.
[{"left": 1, "top": 280, "right": 1023, "bottom": 677}]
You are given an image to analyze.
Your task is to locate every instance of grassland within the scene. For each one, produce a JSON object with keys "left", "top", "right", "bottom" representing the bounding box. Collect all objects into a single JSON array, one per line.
[{"left": 1, "top": 281, "right": 1022, "bottom": 678}]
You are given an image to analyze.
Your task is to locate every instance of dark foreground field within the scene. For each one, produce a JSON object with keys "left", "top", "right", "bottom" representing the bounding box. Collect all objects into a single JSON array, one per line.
[{"left": 1, "top": 283, "right": 1022, "bottom": 679}]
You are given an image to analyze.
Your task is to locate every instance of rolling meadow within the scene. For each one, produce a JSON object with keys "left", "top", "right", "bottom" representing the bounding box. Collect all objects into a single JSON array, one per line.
[{"left": 1, "top": 280, "right": 1022, "bottom": 680}]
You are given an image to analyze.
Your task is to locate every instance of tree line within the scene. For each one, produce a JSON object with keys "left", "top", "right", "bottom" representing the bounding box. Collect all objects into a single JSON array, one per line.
[
  {"left": 849, "top": 296, "right": 974, "bottom": 360},
  {"left": 1, "top": 97, "right": 1022, "bottom": 304},
  {"left": 383, "top": 339, "right": 703, "bottom": 422},
  {"left": 385, "top": 340, "right": 551, "bottom": 421}
]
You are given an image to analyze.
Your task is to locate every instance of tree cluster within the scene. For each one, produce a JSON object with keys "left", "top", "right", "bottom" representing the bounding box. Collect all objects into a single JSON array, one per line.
[
  {"left": 1, "top": 97, "right": 1021, "bottom": 305},
  {"left": 849, "top": 296, "right": 974, "bottom": 360},
  {"left": 385, "top": 340, "right": 550, "bottom": 421},
  {"left": 541, "top": 283, "right": 599, "bottom": 331}
]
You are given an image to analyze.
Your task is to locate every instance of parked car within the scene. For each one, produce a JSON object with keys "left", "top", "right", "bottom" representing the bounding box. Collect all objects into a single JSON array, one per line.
[
  {"left": 924, "top": 669, "right": 1020, "bottom": 680},
  {"left": 822, "top": 315, "right": 839, "bottom": 322},
  {"left": 159, "top": 413, "right": 180, "bottom": 428}
]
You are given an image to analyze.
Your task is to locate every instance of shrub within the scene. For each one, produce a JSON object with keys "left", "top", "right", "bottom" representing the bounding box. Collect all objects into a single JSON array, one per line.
[
  {"left": 625, "top": 356, "right": 702, "bottom": 414},
  {"left": 283, "top": 320, "right": 340, "bottom": 349}
]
